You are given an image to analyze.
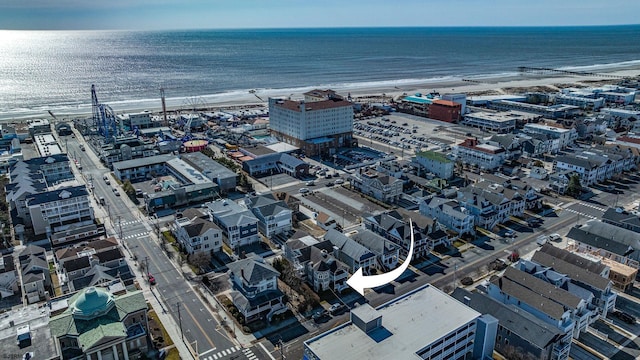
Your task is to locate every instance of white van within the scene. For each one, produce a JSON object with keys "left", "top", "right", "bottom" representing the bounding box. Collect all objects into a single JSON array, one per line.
[{"left": 536, "top": 235, "right": 548, "bottom": 246}]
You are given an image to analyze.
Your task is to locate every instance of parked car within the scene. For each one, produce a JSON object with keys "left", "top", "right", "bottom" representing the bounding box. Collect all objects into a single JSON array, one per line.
[
  {"left": 313, "top": 309, "right": 330, "bottom": 323},
  {"left": 305, "top": 180, "right": 315, "bottom": 186},
  {"left": 536, "top": 235, "right": 548, "bottom": 246},
  {"left": 549, "top": 233, "right": 561, "bottom": 242},
  {"left": 334, "top": 179, "right": 345, "bottom": 185},
  {"left": 505, "top": 230, "right": 516, "bottom": 238},
  {"left": 299, "top": 188, "right": 310, "bottom": 194},
  {"left": 613, "top": 310, "right": 636, "bottom": 324},
  {"left": 148, "top": 273, "right": 156, "bottom": 285}
]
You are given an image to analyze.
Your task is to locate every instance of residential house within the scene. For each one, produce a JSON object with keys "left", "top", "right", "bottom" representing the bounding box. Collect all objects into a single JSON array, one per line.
[
  {"left": 487, "top": 267, "right": 590, "bottom": 339},
  {"left": 485, "top": 134, "right": 522, "bottom": 159},
  {"left": 549, "top": 170, "right": 573, "bottom": 195},
  {"left": 348, "top": 228, "right": 401, "bottom": 271},
  {"left": 49, "top": 287, "right": 148, "bottom": 360},
  {"left": 283, "top": 236, "right": 350, "bottom": 293},
  {"left": 207, "top": 199, "right": 260, "bottom": 250},
  {"left": 521, "top": 134, "right": 552, "bottom": 158},
  {"left": 323, "top": 229, "right": 376, "bottom": 274},
  {"left": 454, "top": 138, "right": 507, "bottom": 170},
  {"left": 173, "top": 208, "right": 223, "bottom": 255},
  {"left": 59, "top": 247, "right": 129, "bottom": 293},
  {"left": 363, "top": 209, "right": 449, "bottom": 259},
  {"left": 241, "top": 193, "right": 293, "bottom": 238},
  {"left": 602, "top": 207, "right": 640, "bottom": 233},
  {"left": 18, "top": 245, "right": 52, "bottom": 303},
  {"left": 349, "top": 169, "right": 403, "bottom": 204},
  {"left": 419, "top": 196, "right": 475, "bottom": 236},
  {"left": 527, "top": 249, "right": 617, "bottom": 319},
  {"left": 0, "top": 254, "right": 18, "bottom": 299},
  {"left": 566, "top": 220, "right": 640, "bottom": 269},
  {"left": 227, "top": 256, "right": 287, "bottom": 322},
  {"left": 477, "top": 173, "right": 542, "bottom": 210},
  {"left": 523, "top": 123, "right": 577, "bottom": 153},
  {"left": 452, "top": 288, "right": 571, "bottom": 360},
  {"left": 456, "top": 179, "right": 526, "bottom": 230}
]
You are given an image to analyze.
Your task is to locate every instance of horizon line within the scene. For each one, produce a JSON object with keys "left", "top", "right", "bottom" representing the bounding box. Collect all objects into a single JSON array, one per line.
[{"left": 1, "top": 23, "right": 639, "bottom": 32}]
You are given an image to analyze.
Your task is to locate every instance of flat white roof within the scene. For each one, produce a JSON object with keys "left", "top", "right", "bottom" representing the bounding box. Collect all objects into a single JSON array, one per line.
[
  {"left": 265, "top": 142, "right": 299, "bottom": 153},
  {"left": 304, "top": 284, "right": 480, "bottom": 360},
  {"left": 524, "top": 123, "right": 571, "bottom": 133}
]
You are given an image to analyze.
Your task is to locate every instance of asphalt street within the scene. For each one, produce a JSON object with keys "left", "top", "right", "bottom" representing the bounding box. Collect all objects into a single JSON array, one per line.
[{"left": 64, "top": 133, "right": 242, "bottom": 359}]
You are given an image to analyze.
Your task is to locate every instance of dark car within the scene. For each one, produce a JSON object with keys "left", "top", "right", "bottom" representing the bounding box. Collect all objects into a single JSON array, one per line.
[
  {"left": 313, "top": 310, "right": 330, "bottom": 323},
  {"left": 614, "top": 310, "right": 636, "bottom": 324},
  {"left": 329, "top": 304, "right": 347, "bottom": 316}
]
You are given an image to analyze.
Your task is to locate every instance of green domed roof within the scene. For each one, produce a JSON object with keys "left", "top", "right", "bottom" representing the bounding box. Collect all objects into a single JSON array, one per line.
[{"left": 72, "top": 287, "right": 115, "bottom": 320}]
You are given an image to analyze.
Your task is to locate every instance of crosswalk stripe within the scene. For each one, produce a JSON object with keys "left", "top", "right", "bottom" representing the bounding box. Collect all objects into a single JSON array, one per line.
[
  {"left": 212, "top": 354, "right": 218, "bottom": 359},
  {"left": 242, "top": 348, "right": 252, "bottom": 353},
  {"left": 247, "top": 355, "right": 257, "bottom": 360},
  {"left": 229, "top": 347, "right": 236, "bottom": 353}
]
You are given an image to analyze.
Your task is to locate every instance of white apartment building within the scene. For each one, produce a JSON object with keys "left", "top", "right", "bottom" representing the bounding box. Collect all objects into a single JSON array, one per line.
[
  {"left": 304, "top": 284, "right": 495, "bottom": 360},
  {"left": 268, "top": 96, "right": 355, "bottom": 156},
  {"left": 26, "top": 186, "right": 94, "bottom": 236},
  {"left": 523, "top": 123, "right": 577, "bottom": 153},
  {"left": 454, "top": 138, "right": 506, "bottom": 170},
  {"left": 419, "top": 196, "right": 475, "bottom": 236},
  {"left": 413, "top": 150, "right": 454, "bottom": 179}
]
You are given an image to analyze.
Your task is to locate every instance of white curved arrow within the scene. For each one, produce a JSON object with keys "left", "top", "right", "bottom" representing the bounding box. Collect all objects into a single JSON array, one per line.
[{"left": 347, "top": 219, "right": 414, "bottom": 296}]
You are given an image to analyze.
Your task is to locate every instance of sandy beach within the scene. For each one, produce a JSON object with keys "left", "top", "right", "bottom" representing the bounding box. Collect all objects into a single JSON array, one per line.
[{"left": 3, "top": 65, "right": 639, "bottom": 124}]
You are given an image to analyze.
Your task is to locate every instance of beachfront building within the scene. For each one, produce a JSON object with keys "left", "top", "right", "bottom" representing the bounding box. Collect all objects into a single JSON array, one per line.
[
  {"left": 304, "top": 284, "right": 495, "bottom": 360},
  {"left": 454, "top": 138, "right": 507, "bottom": 170},
  {"left": 487, "top": 100, "right": 580, "bottom": 119},
  {"left": 562, "top": 86, "right": 636, "bottom": 106},
  {"left": 413, "top": 150, "right": 454, "bottom": 179},
  {"left": 49, "top": 287, "right": 149, "bottom": 360},
  {"left": 555, "top": 93, "right": 605, "bottom": 110},
  {"left": 442, "top": 93, "right": 467, "bottom": 115},
  {"left": 428, "top": 99, "right": 462, "bottom": 123},
  {"left": 116, "top": 111, "right": 153, "bottom": 130},
  {"left": 268, "top": 96, "right": 356, "bottom": 157},
  {"left": 462, "top": 110, "right": 538, "bottom": 133}
]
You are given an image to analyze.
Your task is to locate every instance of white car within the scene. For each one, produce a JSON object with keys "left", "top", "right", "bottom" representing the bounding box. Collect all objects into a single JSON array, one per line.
[
  {"left": 334, "top": 179, "right": 344, "bottom": 185},
  {"left": 299, "top": 188, "right": 309, "bottom": 194},
  {"left": 305, "top": 180, "right": 315, "bottom": 186}
]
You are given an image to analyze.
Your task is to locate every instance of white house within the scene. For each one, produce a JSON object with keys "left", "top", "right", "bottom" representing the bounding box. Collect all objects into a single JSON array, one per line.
[
  {"left": 241, "top": 193, "right": 293, "bottom": 238},
  {"left": 173, "top": 209, "right": 223, "bottom": 255},
  {"left": 454, "top": 138, "right": 507, "bottom": 170},
  {"left": 349, "top": 169, "right": 403, "bottom": 204}
]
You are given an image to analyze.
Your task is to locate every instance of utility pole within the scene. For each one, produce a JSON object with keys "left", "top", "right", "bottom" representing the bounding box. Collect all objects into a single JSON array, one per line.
[
  {"left": 279, "top": 339, "right": 286, "bottom": 360},
  {"left": 117, "top": 215, "right": 123, "bottom": 240},
  {"left": 145, "top": 257, "right": 150, "bottom": 274}
]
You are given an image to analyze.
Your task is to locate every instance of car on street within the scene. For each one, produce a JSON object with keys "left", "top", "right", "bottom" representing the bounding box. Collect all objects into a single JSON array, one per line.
[
  {"left": 148, "top": 273, "right": 156, "bottom": 285},
  {"left": 504, "top": 230, "right": 516, "bottom": 238},
  {"left": 313, "top": 309, "right": 330, "bottom": 323},
  {"left": 299, "top": 188, "right": 309, "bottom": 194},
  {"left": 305, "top": 180, "right": 315, "bottom": 186},
  {"left": 334, "top": 179, "right": 344, "bottom": 185},
  {"left": 326, "top": 182, "right": 334, "bottom": 187}
]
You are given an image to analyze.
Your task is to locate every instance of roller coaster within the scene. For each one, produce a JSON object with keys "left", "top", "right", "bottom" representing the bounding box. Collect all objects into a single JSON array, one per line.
[{"left": 91, "top": 84, "right": 119, "bottom": 143}]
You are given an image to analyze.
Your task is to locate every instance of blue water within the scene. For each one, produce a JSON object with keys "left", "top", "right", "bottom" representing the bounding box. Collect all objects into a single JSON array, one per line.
[{"left": 1, "top": 26, "right": 639, "bottom": 119}]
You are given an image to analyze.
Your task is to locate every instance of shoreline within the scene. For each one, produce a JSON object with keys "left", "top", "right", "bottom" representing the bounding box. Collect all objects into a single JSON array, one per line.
[{"left": 2, "top": 65, "right": 639, "bottom": 124}]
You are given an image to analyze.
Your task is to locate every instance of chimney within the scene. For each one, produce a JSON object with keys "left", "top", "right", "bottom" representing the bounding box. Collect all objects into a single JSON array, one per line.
[{"left": 463, "top": 296, "right": 471, "bottom": 306}]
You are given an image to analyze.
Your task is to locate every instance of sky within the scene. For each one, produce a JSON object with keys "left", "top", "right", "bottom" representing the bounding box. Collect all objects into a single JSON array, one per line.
[{"left": 1, "top": 0, "right": 639, "bottom": 30}]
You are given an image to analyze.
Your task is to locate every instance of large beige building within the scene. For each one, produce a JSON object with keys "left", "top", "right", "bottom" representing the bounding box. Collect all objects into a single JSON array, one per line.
[{"left": 268, "top": 93, "right": 356, "bottom": 156}]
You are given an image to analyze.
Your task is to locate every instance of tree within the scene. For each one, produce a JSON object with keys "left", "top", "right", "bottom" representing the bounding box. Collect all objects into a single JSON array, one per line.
[
  {"left": 566, "top": 174, "right": 582, "bottom": 198},
  {"left": 532, "top": 160, "right": 544, "bottom": 168}
]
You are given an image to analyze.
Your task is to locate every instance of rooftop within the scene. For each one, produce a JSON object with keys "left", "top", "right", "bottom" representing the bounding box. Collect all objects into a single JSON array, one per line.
[
  {"left": 416, "top": 150, "right": 452, "bottom": 163},
  {"left": 304, "top": 284, "right": 480, "bottom": 360}
]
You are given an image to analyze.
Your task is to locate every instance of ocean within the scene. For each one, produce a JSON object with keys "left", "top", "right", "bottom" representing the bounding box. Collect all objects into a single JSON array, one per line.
[{"left": 1, "top": 26, "right": 640, "bottom": 120}]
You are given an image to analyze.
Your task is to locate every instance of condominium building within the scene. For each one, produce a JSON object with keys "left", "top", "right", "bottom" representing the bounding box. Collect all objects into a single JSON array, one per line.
[
  {"left": 304, "top": 284, "right": 495, "bottom": 360},
  {"left": 454, "top": 138, "right": 506, "bottom": 170},
  {"left": 523, "top": 123, "right": 577, "bottom": 153},
  {"left": 268, "top": 96, "right": 356, "bottom": 156},
  {"left": 462, "top": 110, "right": 537, "bottom": 133},
  {"left": 26, "top": 185, "right": 94, "bottom": 237}
]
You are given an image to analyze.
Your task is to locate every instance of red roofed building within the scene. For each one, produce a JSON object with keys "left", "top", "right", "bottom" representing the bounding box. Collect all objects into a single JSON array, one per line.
[{"left": 429, "top": 99, "right": 461, "bottom": 123}]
